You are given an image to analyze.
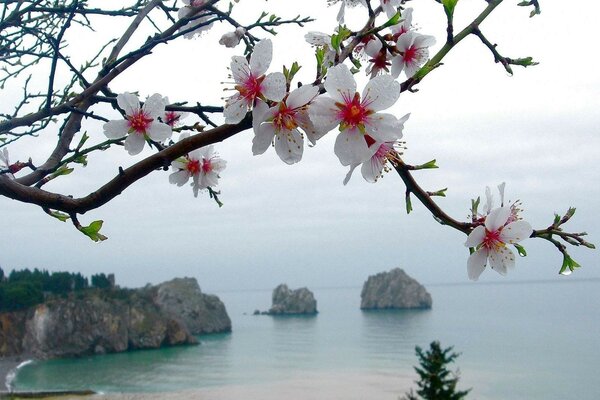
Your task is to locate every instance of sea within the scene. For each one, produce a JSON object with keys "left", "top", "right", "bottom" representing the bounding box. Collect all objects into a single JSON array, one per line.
[{"left": 10, "top": 279, "right": 600, "bottom": 399}]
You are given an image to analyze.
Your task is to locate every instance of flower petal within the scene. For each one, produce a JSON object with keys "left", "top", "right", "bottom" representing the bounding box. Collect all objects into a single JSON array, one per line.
[
  {"left": 287, "top": 85, "right": 319, "bottom": 110},
  {"left": 308, "top": 95, "right": 341, "bottom": 135},
  {"left": 391, "top": 57, "right": 404, "bottom": 79},
  {"left": 467, "top": 248, "right": 488, "bottom": 281},
  {"left": 230, "top": 56, "right": 250, "bottom": 83},
  {"left": 169, "top": 170, "right": 190, "bottom": 186},
  {"left": 103, "top": 120, "right": 129, "bottom": 139},
  {"left": 362, "top": 74, "right": 400, "bottom": 112},
  {"left": 485, "top": 207, "right": 511, "bottom": 232},
  {"left": 146, "top": 122, "right": 172, "bottom": 143},
  {"left": 143, "top": 93, "right": 166, "bottom": 118},
  {"left": 324, "top": 64, "right": 356, "bottom": 103},
  {"left": 500, "top": 220, "right": 532, "bottom": 244},
  {"left": 252, "top": 100, "right": 270, "bottom": 134},
  {"left": 124, "top": 133, "right": 146, "bottom": 155},
  {"left": 250, "top": 39, "right": 272, "bottom": 77},
  {"left": 252, "top": 123, "right": 275, "bottom": 155},
  {"left": 274, "top": 128, "right": 304, "bottom": 165},
  {"left": 117, "top": 92, "right": 140, "bottom": 116},
  {"left": 343, "top": 163, "right": 359, "bottom": 185},
  {"left": 366, "top": 112, "right": 404, "bottom": 142},
  {"left": 224, "top": 94, "right": 248, "bottom": 124},
  {"left": 334, "top": 128, "right": 374, "bottom": 166},
  {"left": 361, "top": 153, "right": 385, "bottom": 183},
  {"left": 465, "top": 225, "right": 486, "bottom": 248},
  {"left": 489, "top": 245, "right": 515, "bottom": 275},
  {"left": 262, "top": 72, "right": 286, "bottom": 102}
]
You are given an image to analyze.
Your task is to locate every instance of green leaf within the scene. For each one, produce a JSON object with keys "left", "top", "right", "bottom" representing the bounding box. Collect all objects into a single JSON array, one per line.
[
  {"left": 73, "top": 155, "right": 88, "bottom": 167},
  {"left": 49, "top": 211, "right": 70, "bottom": 222},
  {"left": 442, "top": 0, "right": 459, "bottom": 18},
  {"left": 512, "top": 57, "right": 539, "bottom": 67},
  {"left": 79, "top": 220, "right": 108, "bottom": 242},
  {"left": 406, "top": 192, "right": 413, "bottom": 214},
  {"left": 76, "top": 132, "right": 89, "bottom": 151},
  {"left": 50, "top": 166, "right": 74, "bottom": 179},
  {"left": 514, "top": 243, "right": 527, "bottom": 257},
  {"left": 416, "top": 159, "right": 438, "bottom": 170},
  {"left": 382, "top": 11, "right": 401, "bottom": 28},
  {"left": 559, "top": 254, "right": 581, "bottom": 276}
]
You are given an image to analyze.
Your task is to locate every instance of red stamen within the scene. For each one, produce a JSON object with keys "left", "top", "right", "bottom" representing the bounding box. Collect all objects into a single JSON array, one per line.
[
  {"left": 128, "top": 111, "right": 153, "bottom": 134},
  {"left": 187, "top": 159, "right": 200, "bottom": 175}
]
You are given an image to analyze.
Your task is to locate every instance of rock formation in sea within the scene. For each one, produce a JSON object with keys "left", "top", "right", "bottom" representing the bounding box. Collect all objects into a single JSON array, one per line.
[
  {"left": 268, "top": 284, "right": 317, "bottom": 315},
  {"left": 361, "top": 268, "right": 432, "bottom": 310},
  {"left": 0, "top": 277, "right": 231, "bottom": 359}
]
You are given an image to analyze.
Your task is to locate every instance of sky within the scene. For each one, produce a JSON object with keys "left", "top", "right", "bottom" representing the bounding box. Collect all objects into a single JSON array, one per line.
[{"left": 0, "top": 0, "right": 599, "bottom": 293}]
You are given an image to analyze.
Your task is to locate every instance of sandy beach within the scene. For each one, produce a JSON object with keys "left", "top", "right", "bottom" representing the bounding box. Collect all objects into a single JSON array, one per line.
[{"left": 1, "top": 371, "right": 414, "bottom": 400}]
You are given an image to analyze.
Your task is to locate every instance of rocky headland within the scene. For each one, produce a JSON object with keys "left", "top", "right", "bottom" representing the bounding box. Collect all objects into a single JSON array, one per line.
[
  {"left": 0, "top": 277, "right": 231, "bottom": 360},
  {"left": 254, "top": 284, "right": 317, "bottom": 315},
  {"left": 361, "top": 268, "right": 432, "bottom": 310}
]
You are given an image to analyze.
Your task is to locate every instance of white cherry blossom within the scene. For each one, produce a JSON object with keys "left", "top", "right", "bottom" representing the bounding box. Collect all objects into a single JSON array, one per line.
[
  {"left": 224, "top": 39, "right": 286, "bottom": 125},
  {"left": 380, "top": 0, "right": 401, "bottom": 18},
  {"left": 178, "top": 0, "right": 213, "bottom": 39},
  {"left": 391, "top": 31, "right": 436, "bottom": 79},
  {"left": 0, "top": 148, "right": 14, "bottom": 179},
  {"left": 103, "top": 93, "right": 172, "bottom": 156},
  {"left": 219, "top": 27, "right": 246, "bottom": 48},
  {"left": 465, "top": 206, "right": 533, "bottom": 281},
  {"left": 253, "top": 85, "right": 319, "bottom": 164},
  {"left": 308, "top": 64, "right": 403, "bottom": 166},
  {"left": 169, "top": 133, "right": 227, "bottom": 197},
  {"left": 327, "top": 0, "right": 367, "bottom": 25},
  {"left": 343, "top": 113, "right": 409, "bottom": 184},
  {"left": 391, "top": 7, "right": 413, "bottom": 40}
]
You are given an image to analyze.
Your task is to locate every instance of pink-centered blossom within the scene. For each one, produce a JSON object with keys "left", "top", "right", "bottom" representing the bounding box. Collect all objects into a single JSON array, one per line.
[
  {"left": 391, "top": 31, "right": 436, "bottom": 79},
  {"left": 308, "top": 64, "right": 403, "bottom": 166},
  {"left": 343, "top": 113, "right": 409, "bottom": 184},
  {"left": 390, "top": 7, "right": 413, "bottom": 40},
  {"left": 169, "top": 133, "right": 227, "bottom": 197},
  {"left": 103, "top": 93, "right": 172, "bottom": 156},
  {"left": 253, "top": 85, "right": 320, "bottom": 164},
  {"left": 364, "top": 40, "right": 392, "bottom": 78},
  {"left": 223, "top": 39, "right": 286, "bottom": 125},
  {"left": 465, "top": 206, "right": 532, "bottom": 281},
  {"left": 161, "top": 97, "right": 188, "bottom": 128}
]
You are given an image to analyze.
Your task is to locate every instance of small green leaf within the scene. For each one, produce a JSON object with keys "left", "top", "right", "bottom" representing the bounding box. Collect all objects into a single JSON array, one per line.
[
  {"left": 406, "top": 192, "right": 413, "bottom": 214},
  {"left": 512, "top": 57, "right": 539, "bottom": 67},
  {"left": 76, "top": 132, "right": 89, "bottom": 151},
  {"left": 50, "top": 166, "right": 74, "bottom": 179},
  {"left": 559, "top": 254, "right": 581, "bottom": 276},
  {"left": 514, "top": 243, "right": 527, "bottom": 257},
  {"left": 416, "top": 159, "right": 438, "bottom": 170},
  {"left": 80, "top": 220, "right": 108, "bottom": 242},
  {"left": 442, "top": 0, "right": 459, "bottom": 18},
  {"left": 49, "top": 211, "right": 70, "bottom": 222},
  {"left": 382, "top": 11, "right": 401, "bottom": 28},
  {"left": 553, "top": 213, "right": 561, "bottom": 226}
]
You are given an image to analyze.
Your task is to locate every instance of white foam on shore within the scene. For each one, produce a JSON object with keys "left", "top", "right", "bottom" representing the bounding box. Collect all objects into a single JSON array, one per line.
[{"left": 5, "top": 359, "right": 34, "bottom": 392}]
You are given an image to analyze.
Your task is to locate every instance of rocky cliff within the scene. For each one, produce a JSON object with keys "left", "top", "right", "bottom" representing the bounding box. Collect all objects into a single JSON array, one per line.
[
  {"left": 268, "top": 284, "right": 317, "bottom": 315},
  {"left": 0, "top": 277, "right": 230, "bottom": 359},
  {"left": 361, "top": 268, "right": 432, "bottom": 310}
]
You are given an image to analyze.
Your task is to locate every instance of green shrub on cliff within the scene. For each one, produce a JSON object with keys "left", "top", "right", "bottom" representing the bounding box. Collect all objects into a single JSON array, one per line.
[{"left": 0, "top": 281, "right": 44, "bottom": 311}]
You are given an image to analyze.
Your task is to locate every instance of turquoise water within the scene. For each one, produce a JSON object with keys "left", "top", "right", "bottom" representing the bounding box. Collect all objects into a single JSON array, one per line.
[{"left": 13, "top": 280, "right": 600, "bottom": 399}]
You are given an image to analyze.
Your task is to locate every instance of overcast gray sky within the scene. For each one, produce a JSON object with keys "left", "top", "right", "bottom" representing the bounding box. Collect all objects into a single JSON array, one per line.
[{"left": 1, "top": 0, "right": 599, "bottom": 292}]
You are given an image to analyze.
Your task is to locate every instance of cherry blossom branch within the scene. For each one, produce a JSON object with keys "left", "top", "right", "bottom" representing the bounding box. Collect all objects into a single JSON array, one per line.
[{"left": 0, "top": 117, "right": 251, "bottom": 214}]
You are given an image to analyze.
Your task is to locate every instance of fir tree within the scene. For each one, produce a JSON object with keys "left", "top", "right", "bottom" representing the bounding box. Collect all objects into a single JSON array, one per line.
[{"left": 403, "top": 341, "right": 471, "bottom": 400}]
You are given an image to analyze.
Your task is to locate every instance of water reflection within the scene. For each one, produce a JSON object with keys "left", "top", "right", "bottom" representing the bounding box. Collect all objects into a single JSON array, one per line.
[{"left": 360, "top": 309, "right": 432, "bottom": 367}]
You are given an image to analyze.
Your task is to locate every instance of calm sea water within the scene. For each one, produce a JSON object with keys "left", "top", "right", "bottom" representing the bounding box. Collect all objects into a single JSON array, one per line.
[{"left": 12, "top": 280, "right": 600, "bottom": 399}]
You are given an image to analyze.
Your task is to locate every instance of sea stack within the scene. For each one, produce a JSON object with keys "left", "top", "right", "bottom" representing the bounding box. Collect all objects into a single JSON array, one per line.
[
  {"left": 361, "top": 268, "right": 432, "bottom": 310},
  {"left": 268, "top": 284, "right": 317, "bottom": 315}
]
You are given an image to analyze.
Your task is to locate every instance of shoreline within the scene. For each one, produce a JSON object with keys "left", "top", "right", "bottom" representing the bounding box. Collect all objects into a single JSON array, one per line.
[
  {"left": 0, "top": 370, "right": 414, "bottom": 400},
  {"left": 0, "top": 357, "right": 27, "bottom": 393}
]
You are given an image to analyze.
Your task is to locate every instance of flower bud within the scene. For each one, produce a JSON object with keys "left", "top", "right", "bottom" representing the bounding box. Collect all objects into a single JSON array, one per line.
[{"left": 219, "top": 27, "right": 246, "bottom": 48}]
